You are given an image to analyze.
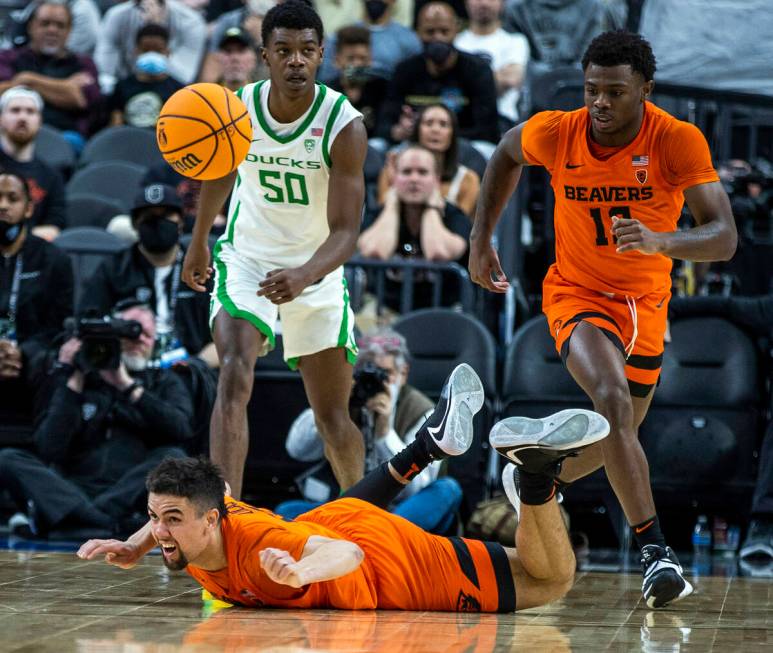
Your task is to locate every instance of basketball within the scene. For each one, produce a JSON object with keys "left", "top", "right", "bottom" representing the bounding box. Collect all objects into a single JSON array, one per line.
[{"left": 156, "top": 83, "right": 252, "bottom": 181}]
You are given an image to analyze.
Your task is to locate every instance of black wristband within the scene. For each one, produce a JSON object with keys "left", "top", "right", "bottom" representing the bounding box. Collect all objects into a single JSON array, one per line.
[
  {"left": 122, "top": 380, "right": 143, "bottom": 397},
  {"left": 52, "top": 361, "right": 75, "bottom": 377}
]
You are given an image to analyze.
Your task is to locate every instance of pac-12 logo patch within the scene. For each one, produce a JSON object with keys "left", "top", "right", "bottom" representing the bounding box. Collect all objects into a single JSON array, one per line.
[{"left": 635, "top": 169, "right": 648, "bottom": 185}]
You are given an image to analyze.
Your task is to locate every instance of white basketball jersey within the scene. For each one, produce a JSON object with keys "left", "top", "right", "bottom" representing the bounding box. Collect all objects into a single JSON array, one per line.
[{"left": 221, "top": 81, "right": 361, "bottom": 267}]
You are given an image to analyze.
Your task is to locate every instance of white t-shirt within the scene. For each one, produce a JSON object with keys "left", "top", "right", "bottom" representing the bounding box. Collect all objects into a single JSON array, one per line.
[
  {"left": 455, "top": 28, "right": 530, "bottom": 122},
  {"left": 154, "top": 264, "right": 173, "bottom": 336}
]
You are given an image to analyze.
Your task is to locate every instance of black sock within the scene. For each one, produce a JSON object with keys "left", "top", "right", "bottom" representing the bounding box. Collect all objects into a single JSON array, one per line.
[
  {"left": 388, "top": 436, "right": 433, "bottom": 482},
  {"left": 632, "top": 515, "right": 666, "bottom": 549},
  {"left": 518, "top": 470, "right": 557, "bottom": 505},
  {"left": 340, "top": 462, "right": 405, "bottom": 510}
]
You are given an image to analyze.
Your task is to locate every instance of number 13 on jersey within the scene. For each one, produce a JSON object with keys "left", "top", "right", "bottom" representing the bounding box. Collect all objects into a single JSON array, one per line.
[{"left": 588, "top": 206, "right": 632, "bottom": 246}]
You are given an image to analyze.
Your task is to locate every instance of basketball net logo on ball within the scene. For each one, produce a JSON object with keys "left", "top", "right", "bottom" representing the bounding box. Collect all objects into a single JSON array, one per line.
[{"left": 156, "top": 83, "right": 253, "bottom": 180}]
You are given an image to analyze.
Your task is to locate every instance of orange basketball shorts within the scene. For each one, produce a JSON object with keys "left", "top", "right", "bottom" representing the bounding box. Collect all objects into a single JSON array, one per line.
[{"left": 542, "top": 265, "right": 669, "bottom": 398}]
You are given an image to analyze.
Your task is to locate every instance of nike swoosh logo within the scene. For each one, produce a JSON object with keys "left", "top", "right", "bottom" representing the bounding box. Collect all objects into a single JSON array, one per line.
[
  {"left": 656, "top": 297, "right": 666, "bottom": 309},
  {"left": 426, "top": 392, "right": 452, "bottom": 439},
  {"left": 506, "top": 449, "right": 524, "bottom": 465},
  {"left": 635, "top": 520, "right": 654, "bottom": 534},
  {"left": 566, "top": 163, "right": 584, "bottom": 169},
  {"left": 251, "top": 138, "right": 263, "bottom": 142}
]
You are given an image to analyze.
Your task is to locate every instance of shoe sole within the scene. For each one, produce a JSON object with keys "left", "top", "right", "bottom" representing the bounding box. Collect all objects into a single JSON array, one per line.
[
  {"left": 644, "top": 571, "right": 693, "bottom": 608},
  {"left": 501, "top": 463, "right": 521, "bottom": 521},
  {"left": 433, "top": 363, "right": 485, "bottom": 456},
  {"left": 489, "top": 409, "right": 610, "bottom": 464}
]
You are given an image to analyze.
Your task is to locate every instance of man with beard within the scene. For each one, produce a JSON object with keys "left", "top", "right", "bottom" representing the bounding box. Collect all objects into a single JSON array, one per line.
[
  {"left": 0, "top": 87, "right": 66, "bottom": 240},
  {"left": 317, "top": 0, "right": 421, "bottom": 84},
  {"left": 214, "top": 27, "right": 265, "bottom": 93},
  {"left": 81, "top": 184, "right": 217, "bottom": 369},
  {"left": 0, "top": 301, "right": 194, "bottom": 539},
  {"left": 0, "top": 1, "right": 101, "bottom": 152},
  {"left": 377, "top": 1, "right": 499, "bottom": 145},
  {"left": 0, "top": 169, "right": 72, "bottom": 446}
]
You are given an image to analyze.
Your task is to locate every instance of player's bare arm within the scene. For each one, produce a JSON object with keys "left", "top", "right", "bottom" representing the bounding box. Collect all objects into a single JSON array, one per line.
[
  {"left": 259, "top": 536, "right": 365, "bottom": 588},
  {"left": 469, "top": 123, "right": 527, "bottom": 293},
  {"left": 612, "top": 180, "right": 737, "bottom": 261},
  {"left": 182, "top": 170, "right": 238, "bottom": 291},
  {"left": 77, "top": 521, "right": 157, "bottom": 569},
  {"left": 257, "top": 118, "right": 367, "bottom": 305}
]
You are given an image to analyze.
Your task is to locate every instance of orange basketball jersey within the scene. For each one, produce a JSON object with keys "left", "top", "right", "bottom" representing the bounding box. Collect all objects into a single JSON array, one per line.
[
  {"left": 186, "top": 497, "right": 514, "bottom": 612},
  {"left": 521, "top": 102, "right": 719, "bottom": 296}
]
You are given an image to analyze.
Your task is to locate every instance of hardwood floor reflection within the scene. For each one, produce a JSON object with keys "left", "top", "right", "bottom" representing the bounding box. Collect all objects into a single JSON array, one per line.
[{"left": 0, "top": 550, "right": 771, "bottom": 652}]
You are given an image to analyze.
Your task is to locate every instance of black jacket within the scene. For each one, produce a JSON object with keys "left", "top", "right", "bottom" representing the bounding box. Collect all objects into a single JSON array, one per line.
[
  {"left": 0, "top": 150, "right": 67, "bottom": 230},
  {"left": 377, "top": 51, "right": 500, "bottom": 144},
  {"left": 0, "top": 233, "right": 73, "bottom": 376},
  {"left": 33, "top": 367, "right": 195, "bottom": 473},
  {"left": 80, "top": 244, "right": 212, "bottom": 356}
]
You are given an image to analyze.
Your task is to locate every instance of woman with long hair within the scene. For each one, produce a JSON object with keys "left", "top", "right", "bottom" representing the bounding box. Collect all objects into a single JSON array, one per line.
[{"left": 377, "top": 103, "right": 480, "bottom": 217}]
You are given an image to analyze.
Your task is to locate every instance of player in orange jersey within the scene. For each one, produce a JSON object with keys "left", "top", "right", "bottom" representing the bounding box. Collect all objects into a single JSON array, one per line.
[
  {"left": 469, "top": 30, "right": 737, "bottom": 609},
  {"left": 78, "top": 364, "right": 611, "bottom": 613}
]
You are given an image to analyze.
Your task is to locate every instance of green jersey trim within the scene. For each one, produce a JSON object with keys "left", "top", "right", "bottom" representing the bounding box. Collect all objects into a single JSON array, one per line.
[
  {"left": 322, "top": 94, "right": 347, "bottom": 167},
  {"left": 253, "top": 81, "right": 328, "bottom": 144}
]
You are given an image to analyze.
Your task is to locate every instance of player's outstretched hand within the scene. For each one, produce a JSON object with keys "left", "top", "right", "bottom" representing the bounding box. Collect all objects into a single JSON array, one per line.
[
  {"left": 257, "top": 268, "right": 310, "bottom": 305},
  {"left": 182, "top": 240, "right": 213, "bottom": 292},
  {"left": 259, "top": 547, "right": 305, "bottom": 588},
  {"left": 77, "top": 539, "right": 143, "bottom": 569},
  {"left": 612, "top": 216, "right": 664, "bottom": 255},
  {"left": 468, "top": 235, "right": 510, "bottom": 293}
]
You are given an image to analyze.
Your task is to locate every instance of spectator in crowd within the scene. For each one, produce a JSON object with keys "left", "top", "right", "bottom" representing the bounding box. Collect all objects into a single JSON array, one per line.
[
  {"left": 109, "top": 23, "right": 184, "bottom": 128},
  {"left": 0, "top": 88, "right": 66, "bottom": 240},
  {"left": 317, "top": 0, "right": 415, "bottom": 34},
  {"left": 378, "top": 103, "right": 480, "bottom": 217},
  {"left": 0, "top": 302, "right": 193, "bottom": 538},
  {"left": 212, "top": 27, "right": 265, "bottom": 92},
  {"left": 0, "top": 169, "right": 73, "bottom": 438},
  {"left": 81, "top": 184, "right": 217, "bottom": 369},
  {"left": 0, "top": 1, "right": 101, "bottom": 153},
  {"left": 317, "top": 0, "right": 421, "bottom": 84},
  {"left": 275, "top": 327, "right": 462, "bottom": 533},
  {"left": 668, "top": 292, "right": 773, "bottom": 561},
  {"left": 455, "top": 0, "right": 529, "bottom": 126},
  {"left": 200, "top": 0, "right": 272, "bottom": 84},
  {"left": 67, "top": 0, "right": 101, "bottom": 55},
  {"left": 377, "top": 1, "right": 499, "bottom": 145},
  {"left": 359, "top": 145, "right": 469, "bottom": 265},
  {"left": 95, "top": 0, "right": 207, "bottom": 93},
  {"left": 503, "top": 0, "right": 625, "bottom": 68},
  {"left": 326, "top": 25, "right": 388, "bottom": 138}
]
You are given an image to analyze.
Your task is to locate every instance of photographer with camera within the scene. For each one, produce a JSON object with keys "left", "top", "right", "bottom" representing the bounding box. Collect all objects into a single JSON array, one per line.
[
  {"left": 275, "top": 328, "right": 463, "bottom": 534},
  {"left": 0, "top": 301, "right": 194, "bottom": 539},
  {"left": 0, "top": 168, "right": 73, "bottom": 442},
  {"left": 81, "top": 183, "right": 216, "bottom": 370}
]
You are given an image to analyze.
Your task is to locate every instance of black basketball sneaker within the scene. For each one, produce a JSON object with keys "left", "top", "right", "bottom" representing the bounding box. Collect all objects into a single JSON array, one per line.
[
  {"left": 641, "top": 545, "right": 693, "bottom": 608},
  {"left": 490, "top": 409, "right": 610, "bottom": 475},
  {"left": 417, "top": 363, "right": 485, "bottom": 459}
]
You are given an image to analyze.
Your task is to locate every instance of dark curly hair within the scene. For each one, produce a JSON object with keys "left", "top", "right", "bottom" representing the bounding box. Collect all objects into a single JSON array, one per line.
[
  {"left": 581, "top": 30, "right": 657, "bottom": 82},
  {"left": 261, "top": 0, "right": 323, "bottom": 48},
  {"left": 146, "top": 457, "right": 228, "bottom": 521}
]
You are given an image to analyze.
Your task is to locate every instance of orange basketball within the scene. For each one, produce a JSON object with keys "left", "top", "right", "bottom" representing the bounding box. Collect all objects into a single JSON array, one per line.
[{"left": 156, "top": 83, "right": 252, "bottom": 180}]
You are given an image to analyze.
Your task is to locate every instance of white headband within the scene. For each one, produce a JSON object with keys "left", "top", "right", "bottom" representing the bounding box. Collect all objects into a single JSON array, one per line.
[{"left": 0, "top": 86, "right": 44, "bottom": 113}]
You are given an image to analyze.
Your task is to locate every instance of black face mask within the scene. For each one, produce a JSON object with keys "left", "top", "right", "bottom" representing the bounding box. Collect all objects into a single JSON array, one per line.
[
  {"left": 0, "top": 220, "right": 23, "bottom": 247},
  {"left": 138, "top": 218, "right": 179, "bottom": 253},
  {"left": 423, "top": 40, "right": 455, "bottom": 66},
  {"left": 364, "top": 0, "right": 388, "bottom": 21}
]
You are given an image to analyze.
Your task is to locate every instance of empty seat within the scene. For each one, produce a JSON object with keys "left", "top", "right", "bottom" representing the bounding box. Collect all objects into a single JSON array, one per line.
[
  {"left": 54, "top": 227, "right": 128, "bottom": 308},
  {"left": 66, "top": 161, "right": 147, "bottom": 212},
  {"left": 66, "top": 193, "right": 127, "bottom": 229},
  {"left": 36, "top": 125, "right": 75, "bottom": 179},
  {"left": 393, "top": 308, "right": 497, "bottom": 518},
  {"left": 79, "top": 125, "right": 167, "bottom": 169}
]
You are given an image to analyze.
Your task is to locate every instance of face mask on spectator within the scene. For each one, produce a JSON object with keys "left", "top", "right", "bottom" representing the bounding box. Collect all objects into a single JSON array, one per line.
[
  {"left": 342, "top": 65, "right": 374, "bottom": 85},
  {"left": 423, "top": 41, "right": 454, "bottom": 66},
  {"left": 138, "top": 217, "right": 179, "bottom": 253},
  {"left": 135, "top": 51, "right": 169, "bottom": 76},
  {"left": 0, "top": 220, "right": 22, "bottom": 247},
  {"left": 364, "top": 0, "right": 388, "bottom": 21}
]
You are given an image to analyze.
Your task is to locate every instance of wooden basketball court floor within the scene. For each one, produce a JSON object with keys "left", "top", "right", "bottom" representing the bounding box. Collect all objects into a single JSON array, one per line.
[{"left": 1, "top": 548, "right": 772, "bottom": 652}]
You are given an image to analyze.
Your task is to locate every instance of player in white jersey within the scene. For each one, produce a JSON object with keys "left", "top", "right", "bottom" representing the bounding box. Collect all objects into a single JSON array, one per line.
[{"left": 182, "top": 0, "right": 369, "bottom": 498}]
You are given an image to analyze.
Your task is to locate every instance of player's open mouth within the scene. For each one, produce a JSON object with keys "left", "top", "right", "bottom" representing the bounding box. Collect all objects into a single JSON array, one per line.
[
  {"left": 287, "top": 75, "right": 306, "bottom": 85},
  {"left": 161, "top": 543, "right": 178, "bottom": 557}
]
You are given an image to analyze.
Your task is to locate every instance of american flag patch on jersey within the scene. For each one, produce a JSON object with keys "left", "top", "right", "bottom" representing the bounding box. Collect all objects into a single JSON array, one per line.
[
  {"left": 311, "top": 127, "right": 323, "bottom": 136},
  {"left": 632, "top": 155, "right": 649, "bottom": 166}
]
